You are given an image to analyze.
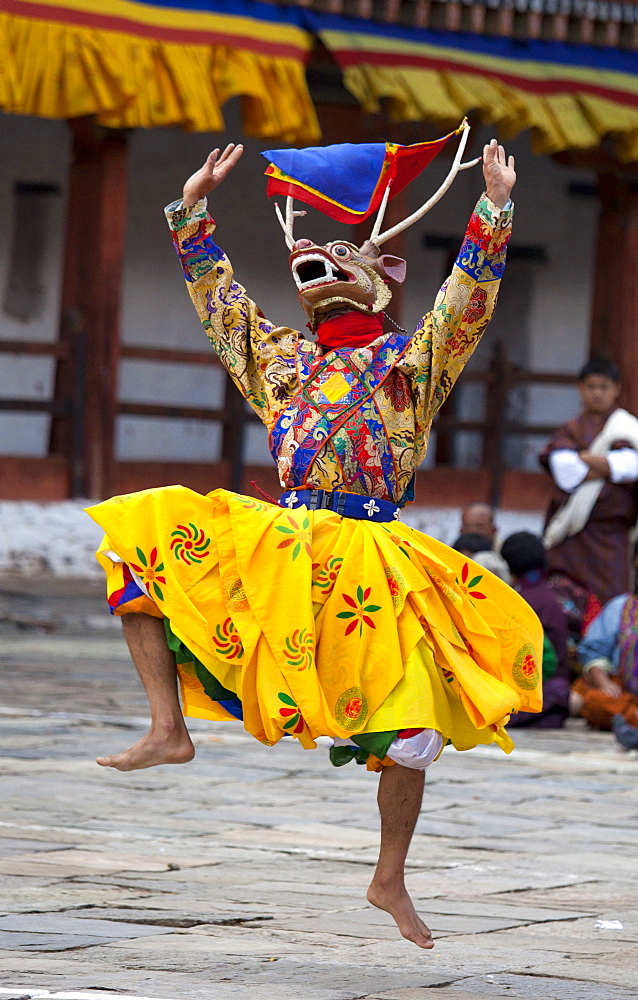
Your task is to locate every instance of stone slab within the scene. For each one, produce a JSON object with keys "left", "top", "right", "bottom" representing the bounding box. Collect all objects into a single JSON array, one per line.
[
  {"left": 0, "top": 933, "right": 106, "bottom": 952},
  {"left": 416, "top": 899, "right": 592, "bottom": 922},
  {"left": 0, "top": 852, "right": 172, "bottom": 876},
  {"left": 0, "top": 991, "right": 177, "bottom": 999},
  {"left": 370, "top": 977, "right": 638, "bottom": 1000},
  {"left": 0, "top": 915, "right": 175, "bottom": 939},
  {"left": 264, "top": 908, "right": 529, "bottom": 938},
  {"left": 0, "top": 839, "right": 74, "bottom": 856}
]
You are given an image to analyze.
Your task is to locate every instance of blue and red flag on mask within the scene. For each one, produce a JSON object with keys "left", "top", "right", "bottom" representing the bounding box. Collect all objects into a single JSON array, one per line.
[{"left": 262, "top": 124, "right": 463, "bottom": 224}]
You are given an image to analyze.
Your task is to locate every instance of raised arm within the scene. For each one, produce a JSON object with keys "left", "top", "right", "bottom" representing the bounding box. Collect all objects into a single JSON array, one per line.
[
  {"left": 399, "top": 140, "right": 515, "bottom": 463},
  {"left": 166, "top": 144, "right": 300, "bottom": 426}
]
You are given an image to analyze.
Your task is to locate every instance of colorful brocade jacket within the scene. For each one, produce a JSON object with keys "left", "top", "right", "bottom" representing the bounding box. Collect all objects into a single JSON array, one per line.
[{"left": 166, "top": 195, "right": 512, "bottom": 506}]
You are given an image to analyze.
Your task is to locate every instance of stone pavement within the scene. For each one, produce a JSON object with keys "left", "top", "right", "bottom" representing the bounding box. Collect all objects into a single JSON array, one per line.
[{"left": 1, "top": 574, "right": 637, "bottom": 1000}]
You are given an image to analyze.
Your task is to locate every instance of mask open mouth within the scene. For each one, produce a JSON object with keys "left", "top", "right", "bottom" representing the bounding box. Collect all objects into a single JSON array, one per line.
[{"left": 292, "top": 253, "right": 352, "bottom": 291}]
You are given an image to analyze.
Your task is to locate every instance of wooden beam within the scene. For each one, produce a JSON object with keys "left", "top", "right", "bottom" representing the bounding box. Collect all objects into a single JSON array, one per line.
[
  {"left": 553, "top": 146, "right": 638, "bottom": 180},
  {"left": 590, "top": 173, "right": 638, "bottom": 416},
  {"left": 551, "top": 13, "right": 569, "bottom": 41},
  {"left": 444, "top": 2, "right": 463, "bottom": 32},
  {"left": 115, "top": 460, "right": 231, "bottom": 496},
  {"left": 383, "top": 0, "right": 401, "bottom": 22},
  {"left": 525, "top": 11, "right": 543, "bottom": 38},
  {"left": 0, "top": 341, "right": 69, "bottom": 358},
  {"left": 0, "top": 454, "right": 554, "bottom": 509},
  {"left": 496, "top": 7, "right": 515, "bottom": 35},
  {"left": 221, "top": 372, "right": 249, "bottom": 493},
  {"left": 579, "top": 17, "right": 595, "bottom": 44},
  {"left": 414, "top": 0, "right": 431, "bottom": 28},
  {"left": 50, "top": 118, "right": 129, "bottom": 500},
  {"left": 121, "top": 345, "right": 221, "bottom": 365},
  {"left": 469, "top": 4, "right": 487, "bottom": 33},
  {"left": 0, "top": 456, "right": 70, "bottom": 500},
  {"left": 414, "top": 468, "right": 552, "bottom": 512},
  {"left": 590, "top": 173, "right": 627, "bottom": 362},
  {"left": 0, "top": 399, "right": 71, "bottom": 415},
  {"left": 603, "top": 19, "right": 621, "bottom": 46},
  {"left": 119, "top": 402, "right": 225, "bottom": 421}
]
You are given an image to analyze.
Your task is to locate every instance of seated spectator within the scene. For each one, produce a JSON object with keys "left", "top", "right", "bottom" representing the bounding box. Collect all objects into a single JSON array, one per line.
[
  {"left": 501, "top": 531, "right": 571, "bottom": 728},
  {"left": 453, "top": 532, "right": 493, "bottom": 558},
  {"left": 571, "top": 542, "right": 638, "bottom": 731},
  {"left": 472, "top": 549, "right": 512, "bottom": 585},
  {"left": 546, "top": 569, "right": 602, "bottom": 673},
  {"left": 460, "top": 503, "right": 501, "bottom": 550}
]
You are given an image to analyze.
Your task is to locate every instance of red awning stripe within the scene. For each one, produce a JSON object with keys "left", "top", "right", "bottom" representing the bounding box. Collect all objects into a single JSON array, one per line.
[{"left": 3, "top": 0, "right": 311, "bottom": 60}]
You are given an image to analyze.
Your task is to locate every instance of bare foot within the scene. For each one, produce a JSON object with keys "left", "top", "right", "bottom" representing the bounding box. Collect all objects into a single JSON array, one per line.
[
  {"left": 96, "top": 724, "right": 195, "bottom": 771},
  {"left": 367, "top": 879, "right": 434, "bottom": 949}
]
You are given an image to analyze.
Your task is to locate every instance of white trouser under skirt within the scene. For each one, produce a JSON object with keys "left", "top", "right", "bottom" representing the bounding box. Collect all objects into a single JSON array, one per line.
[{"left": 333, "top": 728, "right": 443, "bottom": 770}]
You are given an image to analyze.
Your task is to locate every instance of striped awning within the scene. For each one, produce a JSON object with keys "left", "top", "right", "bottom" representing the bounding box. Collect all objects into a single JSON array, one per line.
[
  {"left": 0, "top": 0, "right": 320, "bottom": 142},
  {"left": 2, "top": 1, "right": 638, "bottom": 159},
  {"left": 307, "top": 11, "right": 638, "bottom": 162}
]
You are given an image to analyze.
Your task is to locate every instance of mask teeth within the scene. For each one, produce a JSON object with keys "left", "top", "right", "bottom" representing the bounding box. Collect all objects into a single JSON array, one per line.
[{"left": 292, "top": 254, "right": 340, "bottom": 291}]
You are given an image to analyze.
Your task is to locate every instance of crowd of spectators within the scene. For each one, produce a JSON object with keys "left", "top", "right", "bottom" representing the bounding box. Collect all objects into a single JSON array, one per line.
[
  {"left": 453, "top": 507, "right": 638, "bottom": 747},
  {"left": 449, "top": 356, "right": 638, "bottom": 750}
]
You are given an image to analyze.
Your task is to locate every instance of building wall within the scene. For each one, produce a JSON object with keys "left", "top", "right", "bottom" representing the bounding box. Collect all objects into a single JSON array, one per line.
[
  {"left": 0, "top": 115, "right": 70, "bottom": 456},
  {"left": 0, "top": 111, "right": 598, "bottom": 474}
]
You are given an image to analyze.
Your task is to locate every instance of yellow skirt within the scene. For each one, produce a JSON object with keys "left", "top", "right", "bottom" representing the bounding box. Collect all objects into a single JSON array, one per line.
[{"left": 87, "top": 486, "right": 543, "bottom": 756}]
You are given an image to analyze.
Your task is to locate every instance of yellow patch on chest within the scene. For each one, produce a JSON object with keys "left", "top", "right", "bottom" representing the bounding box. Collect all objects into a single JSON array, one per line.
[{"left": 319, "top": 371, "right": 351, "bottom": 403}]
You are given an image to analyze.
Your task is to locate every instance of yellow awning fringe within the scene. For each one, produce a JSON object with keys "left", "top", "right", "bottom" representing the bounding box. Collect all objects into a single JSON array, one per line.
[
  {"left": 3, "top": 8, "right": 638, "bottom": 159},
  {"left": 343, "top": 63, "right": 638, "bottom": 163},
  {"left": 0, "top": 12, "right": 320, "bottom": 143}
]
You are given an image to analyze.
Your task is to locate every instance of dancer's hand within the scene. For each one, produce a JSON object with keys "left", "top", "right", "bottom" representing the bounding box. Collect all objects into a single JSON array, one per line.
[
  {"left": 182, "top": 143, "right": 244, "bottom": 207},
  {"left": 483, "top": 139, "right": 516, "bottom": 209}
]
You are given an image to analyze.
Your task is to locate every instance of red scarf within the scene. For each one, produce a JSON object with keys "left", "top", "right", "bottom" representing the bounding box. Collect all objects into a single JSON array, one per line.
[{"left": 316, "top": 311, "right": 384, "bottom": 350}]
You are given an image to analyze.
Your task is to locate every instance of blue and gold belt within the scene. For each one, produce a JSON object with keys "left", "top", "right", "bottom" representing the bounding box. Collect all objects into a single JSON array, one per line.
[{"left": 279, "top": 488, "right": 400, "bottom": 522}]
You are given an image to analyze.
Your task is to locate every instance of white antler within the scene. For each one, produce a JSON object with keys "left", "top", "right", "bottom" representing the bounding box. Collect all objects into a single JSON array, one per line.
[
  {"left": 370, "top": 179, "right": 393, "bottom": 243},
  {"left": 274, "top": 196, "right": 306, "bottom": 250},
  {"left": 374, "top": 123, "right": 479, "bottom": 246}
]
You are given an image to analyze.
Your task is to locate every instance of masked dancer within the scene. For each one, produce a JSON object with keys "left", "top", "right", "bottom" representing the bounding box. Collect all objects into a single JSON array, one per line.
[{"left": 87, "top": 130, "right": 541, "bottom": 949}]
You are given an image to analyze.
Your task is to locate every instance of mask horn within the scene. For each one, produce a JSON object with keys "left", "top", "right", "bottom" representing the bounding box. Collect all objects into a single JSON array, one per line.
[
  {"left": 370, "top": 179, "right": 393, "bottom": 244},
  {"left": 374, "top": 123, "right": 480, "bottom": 247},
  {"left": 274, "top": 196, "right": 306, "bottom": 251}
]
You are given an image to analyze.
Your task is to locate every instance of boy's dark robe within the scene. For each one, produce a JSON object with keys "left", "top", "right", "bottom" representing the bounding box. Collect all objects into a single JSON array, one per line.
[{"left": 539, "top": 410, "right": 638, "bottom": 605}]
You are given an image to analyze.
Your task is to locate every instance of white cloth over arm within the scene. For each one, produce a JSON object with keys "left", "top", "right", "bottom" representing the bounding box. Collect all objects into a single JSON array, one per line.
[
  {"left": 607, "top": 448, "right": 638, "bottom": 484},
  {"left": 548, "top": 449, "right": 589, "bottom": 492}
]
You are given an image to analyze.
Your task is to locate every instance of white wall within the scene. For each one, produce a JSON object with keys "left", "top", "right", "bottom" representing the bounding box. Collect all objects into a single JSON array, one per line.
[
  {"left": 0, "top": 111, "right": 598, "bottom": 473},
  {"left": 0, "top": 114, "right": 70, "bottom": 456}
]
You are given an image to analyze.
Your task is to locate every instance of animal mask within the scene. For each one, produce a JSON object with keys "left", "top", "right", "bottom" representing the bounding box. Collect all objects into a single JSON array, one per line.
[{"left": 288, "top": 237, "right": 407, "bottom": 320}]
